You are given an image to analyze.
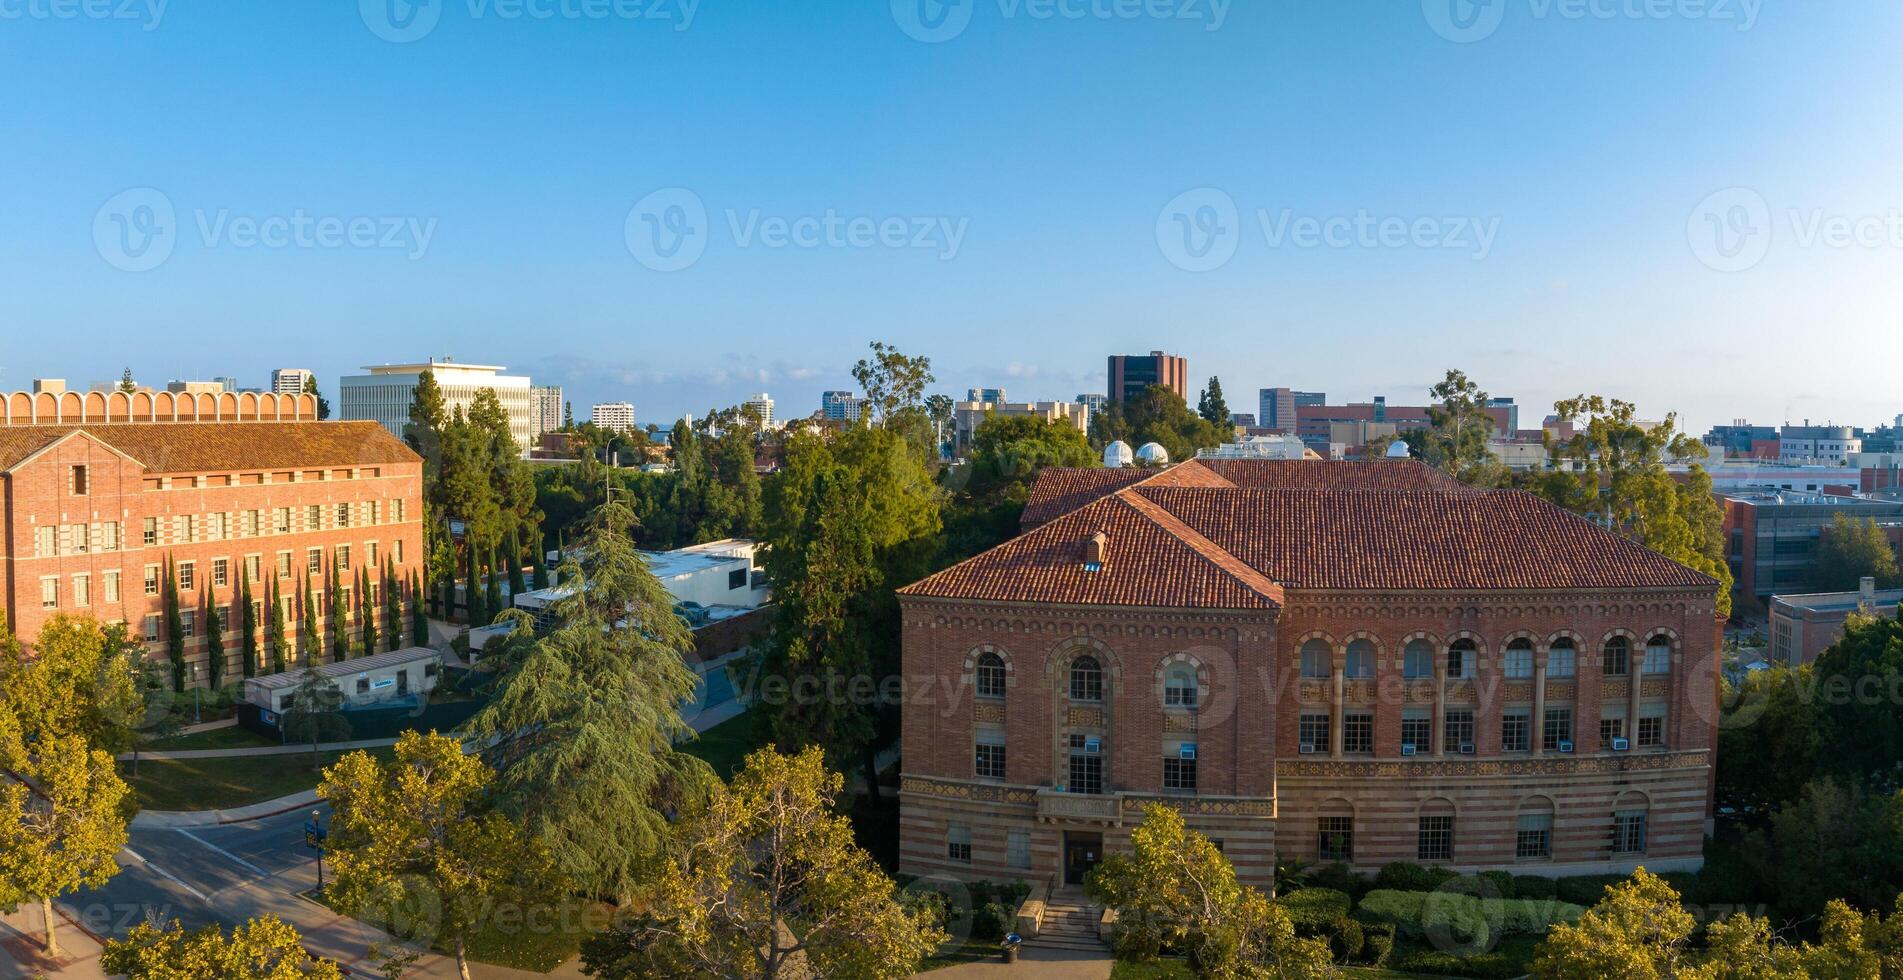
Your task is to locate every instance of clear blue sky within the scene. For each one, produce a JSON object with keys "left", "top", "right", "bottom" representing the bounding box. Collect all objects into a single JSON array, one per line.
[{"left": 3, "top": 1, "right": 1899, "bottom": 433}]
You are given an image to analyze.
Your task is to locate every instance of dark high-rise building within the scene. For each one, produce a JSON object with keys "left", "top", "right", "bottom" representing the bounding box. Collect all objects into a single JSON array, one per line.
[
  {"left": 1107, "top": 350, "right": 1188, "bottom": 404},
  {"left": 1257, "top": 388, "right": 1326, "bottom": 432}
]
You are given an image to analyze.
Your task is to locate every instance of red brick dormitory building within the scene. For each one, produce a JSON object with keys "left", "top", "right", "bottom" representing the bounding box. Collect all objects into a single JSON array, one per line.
[
  {"left": 898, "top": 458, "right": 1721, "bottom": 888},
  {"left": 0, "top": 391, "right": 425, "bottom": 680}
]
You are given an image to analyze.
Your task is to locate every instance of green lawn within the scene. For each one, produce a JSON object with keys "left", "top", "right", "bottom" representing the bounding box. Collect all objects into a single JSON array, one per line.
[
  {"left": 123, "top": 747, "right": 395, "bottom": 811},
  {"left": 309, "top": 887, "right": 608, "bottom": 973},
  {"left": 919, "top": 938, "right": 1004, "bottom": 971},
  {"left": 1109, "top": 961, "right": 1195, "bottom": 979},
  {"left": 141, "top": 725, "right": 281, "bottom": 752},
  {"left": 678, "top": 705, "right": 768, "bottom": 779}
]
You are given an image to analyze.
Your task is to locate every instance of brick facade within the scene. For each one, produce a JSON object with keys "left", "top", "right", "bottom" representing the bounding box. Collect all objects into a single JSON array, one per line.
[{"left": 2, "top": 423, "right": 424, "bottom": 682}]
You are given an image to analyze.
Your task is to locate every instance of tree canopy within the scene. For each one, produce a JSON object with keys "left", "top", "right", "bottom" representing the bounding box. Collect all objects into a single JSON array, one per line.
[
  {"left": 103, "top": 915, "right": 345, "bottom": 980},
  {"left": 1092, "top": 384, "right": 1226, "bottom": 462},
  {"left": 1817, "top": 513, "right": 1902, "bottom": 593},
  {"left": 1198, "top": 376, "right": 1231, "bottom": 427}
]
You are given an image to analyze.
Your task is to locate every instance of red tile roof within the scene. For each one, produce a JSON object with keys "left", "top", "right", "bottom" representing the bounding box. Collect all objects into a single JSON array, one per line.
[
  {"left": 906, "top": 459, "right": 1716, "bottom": 609},
  {"left": 1019, "top": 468, "right": 1155, "bottom": 528},
  {"left": 0, "top": 422, "right": 419, "bottom": 474}
]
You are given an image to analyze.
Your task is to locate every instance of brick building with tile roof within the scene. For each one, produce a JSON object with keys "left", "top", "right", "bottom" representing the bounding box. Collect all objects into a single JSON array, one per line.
[
  {"left": 2, "top": 420, "right": 425, "bottom": 684},
  {"left": 898, "top": 458, "right": 1721, "bottom": 887}
]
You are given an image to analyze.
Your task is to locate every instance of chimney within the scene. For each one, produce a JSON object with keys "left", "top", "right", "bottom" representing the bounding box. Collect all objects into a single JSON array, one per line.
[{"left": 1085, "top": 532, "right": 1108, "bottom": 567}]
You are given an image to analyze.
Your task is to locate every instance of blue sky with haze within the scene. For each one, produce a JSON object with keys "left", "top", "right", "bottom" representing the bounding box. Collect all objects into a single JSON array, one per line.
[{"left": 3, "top": 0, "right": 1899, "bottom": 433}]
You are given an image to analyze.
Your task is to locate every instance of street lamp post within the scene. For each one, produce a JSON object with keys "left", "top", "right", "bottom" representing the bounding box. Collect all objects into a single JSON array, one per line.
[{"left": 191, "top": 663, "right": 201, "bottom": 724}]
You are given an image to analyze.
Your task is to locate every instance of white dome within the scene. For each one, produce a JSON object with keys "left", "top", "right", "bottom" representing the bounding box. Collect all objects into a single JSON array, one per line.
[
  {"left": 1385, "top": 439, "right": 1412, "bottom": 458},
  {"left": 1136, "top": 442, "right": 1170, "bottom": 465},
  {"left": 1103, "top": 440, "right": 1134, "bottom": 468}
]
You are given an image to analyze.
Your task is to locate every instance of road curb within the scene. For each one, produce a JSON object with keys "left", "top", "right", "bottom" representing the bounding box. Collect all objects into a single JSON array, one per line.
[{"left": 131, "top": 789, "right": 325, "bottom": 829}]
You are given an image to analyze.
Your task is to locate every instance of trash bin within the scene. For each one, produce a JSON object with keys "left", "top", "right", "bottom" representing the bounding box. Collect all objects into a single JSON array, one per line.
[{"left": 1001, "top": 934, "right": 1022, "bottom": 963}]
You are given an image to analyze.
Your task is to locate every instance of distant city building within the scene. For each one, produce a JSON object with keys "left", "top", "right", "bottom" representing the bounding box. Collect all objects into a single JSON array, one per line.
[
  {"left": 1107, "top": 350, "right": 1187, "bottom": 403},
  {"left": 1702, "top": 421, "right": 1778, "bottom": 458},
  {"left": 271, "top": 368, "right": 315, "bottom": 396},
  {"left": 591, "top": 401, "right": 636, "bottom": 433},
  {"left": 1721, "top": 489, "right": 1903, "bottom": 604},
  {"left": 1770, "top": 578, "right": 1903, "bottom": 666},
  {"left": 952, "top": 398, "right": 1090, "bottom": 452},
  {"left": 1256, "top": 388, "right": 1324, "bottom": 433},
  {"left": 31, "top": 379, "right": 66, "bottom": 395},
  {"left": 1779, "top": 424, "right": 1860, "bottom": 465},
  {"left": 340, "top": 359, "right": 536, "bottom": 450},
  {"left": 743, "top": 392, "right": 776, "bottom": 430},
  {"left": 1485, "top": 397, "right": 1518, "bottom": 434},
  {"left": 821, "top": 390, "right": 865, "bottom": 422},
  {"left": 531, "top": 385, "right": 564, "bottom": 437},
  {"left": 1294, "top": 396, "right": 1514, "bottom": 456},
  {"left": 1075, "top": 393, "right": 1108, "bottom": 415},
  {"left": 166, "top": 380, "right": 227, "bottom": 397},
  {"left": 1229, "top": 413, "right": 1256, "bottom": 427},
  {"left": 1198, "top": 433, "right": 1308, "bottom": 460},
  {"left": 968, "top": 387, "right": 1007, "bottom": 404}
]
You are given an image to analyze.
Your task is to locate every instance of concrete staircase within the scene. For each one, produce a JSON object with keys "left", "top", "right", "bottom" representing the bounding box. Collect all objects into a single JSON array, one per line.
[{"left": 1033, "top": 888, "right": 1108, "bottom": 952}]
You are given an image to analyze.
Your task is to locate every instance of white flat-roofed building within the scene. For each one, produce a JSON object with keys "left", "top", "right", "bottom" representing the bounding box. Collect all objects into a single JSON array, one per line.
[
  {"left": 743, "top": 393, "right": 776, "bottom": 430},
  {"left": 340, "top": 358, "right": 536, "bottom": 450},
  {"left": 243, "top": 647, "right": 444, "bottom": 715},
  {"left": 511, "top": 538, "right": 769, "bottom": 631},
  {"left": 592, "top": 401, "right": 636, "bottom": 433},
  {"left": 271, "top": 368, "right": 315, "bottom": 396},
  {"left": 532, "top": 385, "right": 563, "bottom": 437}
]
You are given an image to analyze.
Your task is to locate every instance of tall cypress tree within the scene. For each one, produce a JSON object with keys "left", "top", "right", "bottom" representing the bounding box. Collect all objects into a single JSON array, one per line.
[
  {"left": 329, "top": 555, "right": 349, "bottom": 661},
  {"left": 359, "top": 567, "right": 378, "bottom": 656},
  {"left": 163, "top": 556, "right": 185, "bottom": 692},
  {"left": 301, "top": 569, "right": 320, "bottom": 666},
  {"left": 204, "top": 582, "right": 224, "bottom": 690},
  {"left": 266, "top": 576, "right": 287, "bottom": 674},
  {"left": 384, "top": 558, "right": 402, "bottom": 652},
  {"left": 239, "top": 564, "right": 258, "bottom": 678},
  {"left": 410, "top": 570, "right": 429, "bottom": 647},
  {"left": 484, "top": 546, "right": 503, "bottom": 625},
  {"left": 507, "top": 525, "right": 527, "bottom": 600},
  {"left": 465, "top": 546, "right": 487, "bottom": 628}
]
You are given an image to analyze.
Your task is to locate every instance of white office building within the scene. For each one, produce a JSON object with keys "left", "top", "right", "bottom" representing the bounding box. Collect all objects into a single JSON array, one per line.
[
  {"left": 592, "top": 401, "right": 637, "bottom": 433},
  {"left": 270, "top": 369, "right": 314, "bottom": 396},
  {"left": 743, "top": 393, "right": 776, "bottom": 430},
  {"left": 340, "top": 359, "right": 537, "bottom": 450},
  {"left": 532, "top": 385, "right": 564, "bottom": 437},
  {"left": 821, "top": 390, "right": 865, "bottom": 422}
]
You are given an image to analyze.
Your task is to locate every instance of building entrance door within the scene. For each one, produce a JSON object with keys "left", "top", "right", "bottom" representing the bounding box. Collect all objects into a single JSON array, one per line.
[{"left": 1063, "top": 832, "right": 1103, "bottom": 886}]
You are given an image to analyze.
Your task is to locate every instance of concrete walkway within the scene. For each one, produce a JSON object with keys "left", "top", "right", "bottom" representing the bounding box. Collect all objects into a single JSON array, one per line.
[
  {"left": 921, "top": 945, "right": 1113, "bottom": 979},
  {"left": 132, "top": 789, "right": 325, "bottom": 829},
  {"left": 119, "top": 737, "right": 401, "bottom": 762}
]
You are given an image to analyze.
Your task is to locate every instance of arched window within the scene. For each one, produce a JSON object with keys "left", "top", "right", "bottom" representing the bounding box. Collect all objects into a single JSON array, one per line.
[
  {"left": 1547, "top": 638, "right": 1577, "bottom": 678},
  {"left": 975, "top": 652, "right": 1006, "bottom": 699},
  {"left": 1403, "top": 639, "right": 1434, "bottom": 679},
  {"left": 1300, "top": 639, "right": 1332, "bottom": 679},
  {"left": 1447, "top": 638, "right": 1477, "bottom": 679},
  {"left": 1644, "top": 634, "right": 1671, "bottom": 674},
  {"left": 1069, "top": 655, "right": 1103, "bottom": 702},
  {"left": 1504, "top": 638, "right": 1534, "bottom": 679},
  {"left": 1345, "top": 639, "right": 1375, "bottom": 679},
  {"left": 1603, "top": 636, "right": 1630, "bottom": 676},
  {"left": 1164, "top": 665, "right": 1199, "bottom": 708}
]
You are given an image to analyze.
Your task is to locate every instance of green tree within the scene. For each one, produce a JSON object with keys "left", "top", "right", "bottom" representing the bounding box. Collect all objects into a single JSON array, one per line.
[
  {"left": 0, "top": 613, "right": 143, "bottom": 756},
  {"left": 1817, "top": 513, "right": 1902, "bottom": 592},
  {"left": 851, "top": 340, "right": 935, "bottom": 428},
  {"left": 240, "top": 564, "right": 259, "bottom": 678},
  {"left": 103, "top": 914, "right": 346, "bottom": 980},
  {"left": 329, "top": 557, "right": 349, "bottom": 660},
  {"left": 580, "top": 747, "right": 944, "bottom": 980},
  {"left": 303, "top": 375, "right": 331, "bottom": 420},
  {"left": 465, "top": 499, "right": 713, "bottom": 902},
  {"left": 1091, "top": 384, "right": 1225, "bottom": 462},
  {"left": 204, "top": 582, "right": 225, "bottom": 690},
  {"left": 483, "top": 548, "right": 503, "bottom": 626},
  {"left": 117, "top": 367, "right": 136, "bottom": 394},
  {"left": 301, "top": 570, "right": 320, "bottom": 667},
  {"left": 465, "top": 545, "right": 488, "bottom": 628},
  {"left": 1811, "top": 611, "right": 1903, "bottom": 787},
  {"left": 0, "top": 734, "right": 130, "bottom": 958},
  {"left": 359, "top": 567, "right": 379, "bottom": 657},
  {"left": 281, "top": 668, "right": 349, "bottom": 770},
  {"left": 1420, "top": 369, "right": 1503, "bottom": 484},
  {"left": 267, "top": 576, "right": 288, "bottom": 674},
  {"left": 409, "top": 571, "right": 429, "bottom": 647},
  {"left": 321, "top": 732, "right": 551, "bottom": 980},
  {"left": 163, "top": 556, "right": 185, "bottom": 691},
  {"left": 385, "top": 558, "right": 402, "bottom": 652},
  {"left": 404, "top": 369, "right": 452, "bottom": 618},
  {"left": 1197, "top": 375, "right": 1231, "bottom": 427},
  {"left": 1531, "top": 868, "right": 1698, "bottom": 979},
  {"left": 1715, "top": 663, "right": 1820, "bottom": 816}
]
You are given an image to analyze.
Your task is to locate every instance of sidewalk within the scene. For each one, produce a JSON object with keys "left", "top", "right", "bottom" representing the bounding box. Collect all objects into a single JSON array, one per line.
[
  {"left": 920, "top": 946, "right": 1113, "bottom": 979},
  {"left": 0, "top": 904, "right": 108, "bottom": 980},
  {"left": 117, "top": 737, "right": 400, "bottom": 762}
]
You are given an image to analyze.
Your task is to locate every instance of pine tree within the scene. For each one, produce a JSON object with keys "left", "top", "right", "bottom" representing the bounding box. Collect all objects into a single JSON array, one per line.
[
  {"left": 204, "top": 582, "right": 224, "bottom": 690},
  {"left": 163, "top": 557, "right": 184, "bottom": 692},
  {"left": 1197, "top": 376, "right": 1231, "bottom": 427},
  {"left": 266, "top": 576, "right": 287, "bottom": 674},
  {"left": 410, "top": 571, "right": 429, "bottom": 647},
  {"left": 117, "top": 367, "right": 136, "bottom": 394},
  {"left": 239, "top": 564, "right": 258, "bottom": 678},
  {"left": 303, "top": 375, "right": 331, "bottom": 420}
]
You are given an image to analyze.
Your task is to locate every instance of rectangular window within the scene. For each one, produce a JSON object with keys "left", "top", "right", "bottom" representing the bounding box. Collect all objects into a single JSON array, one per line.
[
  {"left": 1401, "top": 711, "right": 1432, "bottom": 754},
  {"left": 1503, "top": 711, "right": 1531, "bottom": 752},
  {"left": 1543, "top": 707, "right": 1573, "bottom": 751},
  {"left": 1318, "top": 816, "right": 1353, "bottom": 862},
  {"left": 336, "top": 545, "right": 351, "bottom": 571},
  {"left": 369, "top": 500, "right": 382, "bottom": 525},
  {"left": 728, "top": 567, "right": 747, "bottom": 590},
  {"left": 1067, "top": 754, "right": 1104, "bottom": 796},
  {"left": 35, "top": 525, "right": 57, "bottom": 558},
  {"left": 1343, "top": 713, "right": 1374, "bottom": 754},
  {"left": 367, "top": 542, "right": 378, "bottom": 567},
  {"left": 1418, "top": 815, "right": 1453, "bottom": 862},
  {"left": 276, "top": 552, "right": 292, "bottom": 578},
  {"left": 143, "top": 517, "right": 158, "bottom": 546},
  {"left": 1613, "top": 811, "right": 1648, "bottom": 854},
  {"left": 177, "top": 561, "right": 195, "bottom": 591},
  {"left": 308, "top": 548, "right": 322, "bottom": 574},
  {"left": 103, "top": 570, "right": 120, "bottom": 603},
  {"left": 144, "top": 564, "right": 160, "bottom": 596},
  {"left": 177, "top": 515, "right": 196, "bottom": 544},
  {"left": 1604, "top": 643, "right": 1629, "bottom": 676},
  {"left": 1299, "top": 713, "right": 1330, "bottom": 752},
  {"left": 246, "top": 554, "right": 263, "bottom": 581},
  {"left": 209, "top": 512, "right": 228, "bottom": 541},
  {"left": 337, "top": 503, "right": 350, "bottom": 528},
  {"left": 142, "top": 615, "right": 161, "bottom": 643},
  {"left": 71, "top": 464, "right": 89, "bottom": 495},
  {"left": 72, "top": 574, "right": 90, "bottom": 607},
  {"left": 307, "top": 505, "right": 322, "bottom": 531},
  {"left": 68, "top": 524, "right": 88, "bottom": 555},
  {"left": 243, "top": 510, "right": 260, "bottom": 537},
  {"left": 180, "top": 610, "right": 195, "bottom": 638},
  {"left": 394, "top": 539, "right": 404, "bottom": 564},
  {"left": 1446, "top": 647, "right": 1473, "bottom": 679},
  {"left": 1162, "top": 756, "right": 1197, "bottom": 792},
  {"left": 976, "top": 743, "right": 1007, "bottom": 780},
  {"left": 274, "top": 508, "right": 291, "bottom": 534},
  {"left": 1638, "top": 714, "right": 1664, "bottom": 747},
  {"left": 1444, "top": 709, "right": 1475, "bottom": 751},
  {"left": 1007, "top": 830, "right": 1032, "bottom": 869},
  {"left": 101, "top": 522, "right": 119, "bottom": 551},
  {"left": 1599, "top": 717, "right": 1625, "bottom": 749},
  {"left": 1516, "top": 813, "right": 1552, "bottom": 859},
  {"left": 40, "top": 576, "right": 58, "bottom": 609},
  {"left": 1643, "top": 642, "right": 1670, "bottom": 675},
  {"left": 948, "top": 824, "right": 972, "bottom": 863},
  {"left": 213, "top": 558, "right": 229, "bottom": 588},
  {"left": 1548, "top": 647, "right": 1577, "bottom": 677},
  {"left": 395, "top": 499, "right": 406, "bottom": 522}
]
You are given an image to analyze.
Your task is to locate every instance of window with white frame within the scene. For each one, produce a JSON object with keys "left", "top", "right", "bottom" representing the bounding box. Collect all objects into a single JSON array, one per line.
[
  {"left": 975, "top": 652, "right": 1006, "bottom": 698},
  {"left": 178, "top": 561, "right": 195, "bottom": 591},
  {"left": 68, "top": 524, "right": 88, "bottom": 554},
  {"left": 1447, "top": 639, "right": 1477, "bottom": 679},
  {"left": 1613, "top": 810, "right": 1648, "bottom": 854},
  {"left": 34, "top": 525, "right": 57, "bottom": 558},
  {"left": 1007, "top": 829, "right": 1031, "bottom": 869},
  {"left": 1164, "top": 665, "right": 1198, "bottom": 708},
  {"left": 975, "top": 740, "right": 1006, "bottom": 780},
  {"left": 180, "top": 610, "right": 196, "bottom": 638},
  {"left": 1504, "top": 639, "right": 1534, "bottom": 679},
  {"left": 307, "top": 548, "right": 322, "bottom": 574},
  {"left": 142, "top": 517, "right": 158, "bottom": 546},
  {"left": 1069, "top": 656, "right": 1102, "bottom": 702},
  {"left": 101, "top": 522, "right": 120, "bottom": 551},
  {"left": 1638, "top": 712, "right": 1665, "bottom": 747},
  {"left": 947, "top": 824, "right": 972, "bottom": 863},
  {"left": 1401, "top": 709, "right": 1432, "bottom": 754},
  {"left": 72, "top": 574, "right": 90, "bottom": 606},
  {"left": 1644, "top": 635, "right": 1671, "bottom": 674},
  {"left": 1345, "top": 639, "right": 1374, "bottom": 679},
  {"left": 142, "top": 615, "right": 161, "bottom": 643},
  {"left": 1299, "top": 713, "right": 1330, "bottom": 751},
  {"left": 144, "top": 565, "right": 160, "bottom": 596},
  {"left": 213, "top": 558, "right": 229, "bottom": 588},
  {"left": 1516, "top": 811, "right": 1552, "bottom": 859},
  {"left": 1162, "top": 751, "right": 1197, "bottom": 792},
  {"left": 103, "top": 570, "right": 120, "bottom": 604},
  {"left": 1548, "top": 639, "right": 1577, "bottom": 678},
  {"left": 40, "top": 576, "right": 59, "bottom": 609},
  {"left": 1603, "top": 636, "right": 1630, "bottom": 676}
]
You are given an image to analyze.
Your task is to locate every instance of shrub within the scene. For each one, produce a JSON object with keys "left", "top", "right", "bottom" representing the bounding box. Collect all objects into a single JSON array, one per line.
[
  {"left": 1308, "top": 861, "right": 1371, "bottom": 900},
  {"left": 1376, "top": 861, "right": 1460, "bottom": 893},
  {"left": 1477, "top": 870, "right": 1515, "bottom": 899},
  {"left": 1278, "top": 887, "right": 1351, "bottom": 922},
  {"left": 1322, "top": 914, "right": 1364, "bottom": 961},
  {"left": 1512, "top": 875, "right": 1557, "bottom": 901},
  {"left": 1352, "top": 889, "right": 1583, "bottom": 948},
  {"left": 1391, "top": 934, "right": 1542, "bottom": 980},
  {"left": 1555, "top": 874, "right": 1626, "bottom": 908},
  {"left": 972, "top": 902, "right": 1012, "bottom": 941},
  {"left": 1361, "top": 921, "right": 1397, "bottom": 967}
]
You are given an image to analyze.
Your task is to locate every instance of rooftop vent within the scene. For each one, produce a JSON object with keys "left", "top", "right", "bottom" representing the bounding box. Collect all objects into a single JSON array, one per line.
[{"left": 1084, "top": 531, "right": 1108, "bottom": 571}]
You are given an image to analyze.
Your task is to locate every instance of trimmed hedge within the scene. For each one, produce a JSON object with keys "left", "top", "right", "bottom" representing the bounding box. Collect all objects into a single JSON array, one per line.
[
  {"left": 1308, "top": 862, "right": 1372, "bottom": 900},
  {"left": 1391, "top": 935, "right": 1542, "bottom": 980},
  {"left": 1512, "top": 875, "right": 1558, "bottom": 901},
  {"left": 1374, "top": 861, "right": 1460, "bottom": 893},
  {"left": 1353, "top": 889, "right": 1585, "bottom": 949},
  {"left": 1362, "top": 921, "right": 1397, "bottom": 968},
  {"left": 1277, "top": 887, "right": 1351, "bottom": 920}
]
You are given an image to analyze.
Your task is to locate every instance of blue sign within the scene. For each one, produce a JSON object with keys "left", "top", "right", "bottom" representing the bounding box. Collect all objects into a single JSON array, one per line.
[{"left": 304, "top": 819, "right": 327, "bottom": 852}]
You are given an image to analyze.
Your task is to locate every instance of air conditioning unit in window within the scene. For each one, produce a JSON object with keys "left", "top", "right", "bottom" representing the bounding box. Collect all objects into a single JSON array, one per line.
[
  {"left": 1459, "top": 742, "right": 1476, "bottom": 755},
  {"left": 1401, "top": 744, "right": 1417, "bottom": 757},
  {"left": 1179, "top": 744, "right": 1197, "bottom": 760},
  {"left": 1558, "top": 740, "right": 1575, "bottom": 754},
  {"left": 1083, "top": 737, "right": 1101, "bottom": 755},
  {"left": 1299, "top": 743, "right": 1317, "bottom": 755},
  {"left": 1611, "top": 737, "right": 1630, "bottom": 751}
]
